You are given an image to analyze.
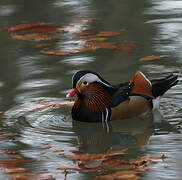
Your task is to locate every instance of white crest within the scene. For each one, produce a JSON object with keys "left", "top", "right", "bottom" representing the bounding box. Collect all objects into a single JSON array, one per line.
[{"left": 76, "top": 73, "right": 111, "bottom": 88}]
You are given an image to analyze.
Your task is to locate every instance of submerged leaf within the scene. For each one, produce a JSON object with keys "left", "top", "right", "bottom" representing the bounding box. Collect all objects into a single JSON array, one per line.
[
  {"left": 12, "top": 33, "right": 60, "bottom": 42},
  {"left": 140, "top": 55, "right": 167, "bottom": 61}
]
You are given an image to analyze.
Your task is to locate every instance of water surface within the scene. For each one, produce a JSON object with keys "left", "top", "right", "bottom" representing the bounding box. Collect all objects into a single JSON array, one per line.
[{"left": 0, "top": 0, "right": 182, "bottom": 179}]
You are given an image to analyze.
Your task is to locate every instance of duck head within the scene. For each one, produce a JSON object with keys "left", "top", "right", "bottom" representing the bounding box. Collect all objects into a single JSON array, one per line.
[{"left": 66, "top": 70, "right": 114, "bottom": 122}]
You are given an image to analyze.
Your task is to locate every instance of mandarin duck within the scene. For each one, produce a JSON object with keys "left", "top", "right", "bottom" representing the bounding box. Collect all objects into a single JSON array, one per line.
[{"left": 66, "top": 70, "right": 178, "bottom": 122}]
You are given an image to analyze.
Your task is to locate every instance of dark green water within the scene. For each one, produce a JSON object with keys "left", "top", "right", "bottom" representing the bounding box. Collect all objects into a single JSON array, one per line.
[{"left": 0, "top": 0, "right": 182, "bottom": 179}]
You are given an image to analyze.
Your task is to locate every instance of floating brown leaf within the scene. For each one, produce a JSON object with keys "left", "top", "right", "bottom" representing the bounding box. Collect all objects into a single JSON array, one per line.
[
  {"left": 34, "top": 42, "right": 52, "bottom": 48},
  {"left": 140, "top": 55, "right": 167, "bottom": 61},
  {"left": 117, "top": 42, "right": 141, "bottom": 53},
  {"left": 43, "top": 49, "right": 79, "bottom": 55},
  {"left": 84, "top": 42, "right": 117, "bottom": 50},
  {"left": 6, "top": 173, "right": 35, "bottom": 180},
  {"left": 75, "top": 37, "right": 107, "bottom": 42},
  {"left": 3, "top": 23, "right": 43, "bottom": 32},
  {"left": 0, "top": 150, "right": 18, "bottom": 155},
  {"left": 87, "top": 37, "right": 107, "bottom": 42},
  {"left": 12, "top": 33, "right": 60, "bottom": 42},
  {"left": 0, "top": 159, "right": 32, "bottom": 167},
  {"left": 6, "top": 172, "right": 54, "bottom": 180},
  {"left": 0, "top": 167, "right": 26, "bottom": 173},
  {"left": 54, "top": 149, "right": 65, "bottom": 153},
  {"left": 81, "top": 46, "right": 97, "bottom": 52},
  {"left": 4, "top": 22, "right": 61, "bottom": 34},
  {"left": 65, "top": 149, "right": 126, "bottom": 160},
  {"left": 62, "top": 153, "right": 166, "bottom": 173},
  {"left": 93, "top": 170, "right": 142, "bottom": 180},
  {"left": 74, "top": 31, "right": 97, "bottom": 36},
  {"left": 97, "top": 31, "right": 121, "bottom": 37},
  {"left": 0, "top": 133, "right": 12, "bottom": 138},
  {"left": 96, "top": 42, "right": 117, "bottom": 49}
]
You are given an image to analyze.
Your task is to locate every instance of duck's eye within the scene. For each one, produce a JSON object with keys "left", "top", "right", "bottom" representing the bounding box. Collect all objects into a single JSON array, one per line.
[{"left": 82, "top": 81, "right": 88, "bottom": 86}]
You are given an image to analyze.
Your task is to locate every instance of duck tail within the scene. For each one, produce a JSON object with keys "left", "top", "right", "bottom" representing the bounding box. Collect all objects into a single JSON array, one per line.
[{"left": 151, "top": 74, "right": 178, "bottom": 98}]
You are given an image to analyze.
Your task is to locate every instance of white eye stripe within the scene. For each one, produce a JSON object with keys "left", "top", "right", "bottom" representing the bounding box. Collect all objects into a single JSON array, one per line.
[{"left": 76, "top": 73, "right": 112, "bottom": 88}]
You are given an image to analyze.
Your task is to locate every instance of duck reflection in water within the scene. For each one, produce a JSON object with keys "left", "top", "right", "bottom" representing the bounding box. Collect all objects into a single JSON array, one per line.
[{"left": 72, "top": 113, "right": 154, "bottom": 154}]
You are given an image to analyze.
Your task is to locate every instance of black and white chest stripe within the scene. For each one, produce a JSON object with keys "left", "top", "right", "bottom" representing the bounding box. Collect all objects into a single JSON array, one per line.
[{"left": 101, "top": 107, "right": 111, "bottom": 122}]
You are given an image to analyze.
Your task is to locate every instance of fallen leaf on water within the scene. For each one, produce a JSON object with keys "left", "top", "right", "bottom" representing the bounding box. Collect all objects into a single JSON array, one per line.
[
  {"left": 116, "top": 42, "right": 141, "bottom": 53},
  {"left": 54, "top": 149, "right": 65, "bottom": 153},
  {"left": 6, "top": 172, "right": 54, "bottom": 180},
  {"left": 92, "top": 155, "right": 166, "bottom": 179},
  {"left": 140, "top": 55, "right": 167, "bottom": 61},
  {"left": 93, "top": 170, "right": 142, "bottom": 180},
  {"left": 75, "top": 155, "right": 165, "bottom": 172},
  {"left": 96, "top": 42, "right": 117, "bottom": 49},
  {"left": 12, "top": 33, "right": 60, "bottom": 42},
  {"left": 75, "top": 37, "right": 107, "bottom": 42},
  {"left": 81, "top": 46, "right": 97, "bottom": 52},
  {"left": 0, "top": 150, "right": 18, "bottom": 155},
  {"left": 6, "top": 173, "right": 35, "bottom": 180},
  {"left": 3, "top": 23, "right": 43, "bottom": 32},
  {"left": 86, "top": 37, "right": 107, "bottom": 42},
  {"left": 42, "top": 145, "right": 53, "bottom": 150},
  {"left": 34, "top": 43, "right": 52, "bottom": 48},
  {"left": 0, "top": 159, "right": 32, "bottom": 167},
  {"left": 97, "top": 31, "right": 122, "bottom": 37},
  {"left": 0, "top": 149, "right": 22, "bottom": 159},
  {"left": 65, "top": 149, "right": 126, "bottom": 160},
  {"left": 0, "top": 133, "right": 12, "bottom": 138},
  {"left": 3, "top": 22, "right": 61, "bottom": 34},
  {"left": 84, "top": 42, "right": 117, "bottom": 50},
  {"left": 0, "top": 167, "right": 26, "bottom": 173},
  {"left": 136, "top": 155, "right": 167, "bottom": 163},
  {"left": 43, "top": 49, "right": 79, "bottom": 55}
]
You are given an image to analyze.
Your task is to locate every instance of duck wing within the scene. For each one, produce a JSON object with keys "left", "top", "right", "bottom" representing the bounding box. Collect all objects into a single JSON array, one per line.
[{"left": 110, "top": 82, "right": 133, "bottom": 107}]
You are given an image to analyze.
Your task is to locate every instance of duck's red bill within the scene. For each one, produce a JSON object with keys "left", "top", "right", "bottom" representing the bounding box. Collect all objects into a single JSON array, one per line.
[{"left": 66, "top": 88, "right": 79, "bottom": 98}]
